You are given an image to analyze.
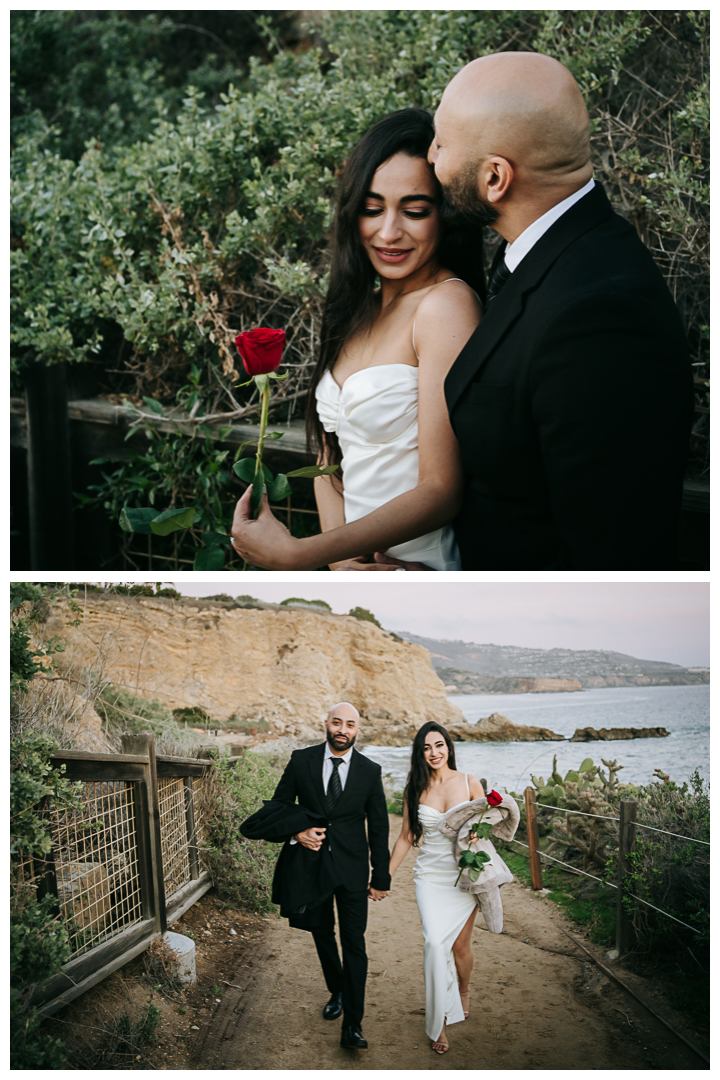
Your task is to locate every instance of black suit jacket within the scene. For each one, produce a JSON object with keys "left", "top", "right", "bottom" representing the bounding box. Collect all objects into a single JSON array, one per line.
[
  {"left": 272, "top": 744, "right": 391, "bottom": 893},
  {"left": 445, "top": 182, "right": 694, "bottom": 569}
]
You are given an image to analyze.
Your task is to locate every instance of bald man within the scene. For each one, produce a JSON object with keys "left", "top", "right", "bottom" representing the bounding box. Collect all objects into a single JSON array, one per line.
[
  {"left": 428, "top": 52, "right": 693, "bottom": 569},
  {"left": 272, "top": 702, "right": 390, "bottom": 1050}
]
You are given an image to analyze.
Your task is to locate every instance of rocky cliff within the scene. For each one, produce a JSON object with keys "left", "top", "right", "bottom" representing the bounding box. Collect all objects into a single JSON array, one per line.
[{"left": 46, "top": 594, "right": 465, "bottom": 746}]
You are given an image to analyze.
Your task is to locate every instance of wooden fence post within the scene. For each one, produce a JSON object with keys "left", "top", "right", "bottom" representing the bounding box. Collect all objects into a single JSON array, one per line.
[
  {"left": 615, "top": 798, "right": 638, "bottom": 956},
  {"left": 122, "top": 732, "right": 167, "bottom": 934},
  {"left": 524, "top": 786, "right": 544, "bottom": 890}
]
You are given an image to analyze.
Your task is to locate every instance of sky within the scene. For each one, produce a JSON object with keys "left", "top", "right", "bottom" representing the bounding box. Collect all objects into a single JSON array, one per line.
[{"left": 167, "top": 581, "right": 709, "bottom": 667}]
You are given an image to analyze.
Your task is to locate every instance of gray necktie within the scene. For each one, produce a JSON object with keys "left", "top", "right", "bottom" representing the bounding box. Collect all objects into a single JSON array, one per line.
[
  {"left": 486, "top": 253, "right": 512, "bottom": 302},
  {"left": 326, "top": 757, "right": 343, "bottom": 813}
]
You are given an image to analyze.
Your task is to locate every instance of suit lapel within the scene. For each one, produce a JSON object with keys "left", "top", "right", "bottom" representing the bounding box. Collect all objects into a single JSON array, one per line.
[
  {"left": 445, "top": 183, "right": 614, "bottom": 414},
  {"left": 309, "top": 743, "right": 326, "bottom": 807}
]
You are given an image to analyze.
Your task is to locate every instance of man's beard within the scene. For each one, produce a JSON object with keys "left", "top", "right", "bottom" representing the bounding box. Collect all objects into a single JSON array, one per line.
[
  {"left": 327, "top": 731, "right": 357, "bottom": 753},
  {"left": 440, "top": 161, "right": 499, "bottom": 230}
]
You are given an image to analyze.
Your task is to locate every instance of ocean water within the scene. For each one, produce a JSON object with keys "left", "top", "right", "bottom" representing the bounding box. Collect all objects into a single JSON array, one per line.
[{"left": 363, "top": 684, "right": 709, "bottom": 795}]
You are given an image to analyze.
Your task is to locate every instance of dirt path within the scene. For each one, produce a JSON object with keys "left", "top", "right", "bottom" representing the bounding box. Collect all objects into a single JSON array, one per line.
[{"left": 192, "top": 819, "right": 704, "bottom": 1071}]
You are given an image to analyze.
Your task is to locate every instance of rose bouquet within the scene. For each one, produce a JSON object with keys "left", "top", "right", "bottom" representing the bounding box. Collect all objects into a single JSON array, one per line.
[{"left": 454, "top": 789, "right": 504, "bottom": 886}]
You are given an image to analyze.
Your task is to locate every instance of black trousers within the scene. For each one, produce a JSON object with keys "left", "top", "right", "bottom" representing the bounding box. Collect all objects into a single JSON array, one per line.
[{"left": 311, "top": 885, "right": 368, "bottom": 1028}]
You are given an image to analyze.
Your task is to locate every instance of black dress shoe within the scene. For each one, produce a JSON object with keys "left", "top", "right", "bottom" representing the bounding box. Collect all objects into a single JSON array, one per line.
[
  {"left": 323, "top": 992, "right": 342, "bottom": 1021},
  {"left": 341, "top": 1024, "right": 368, "bottom": 1049}
]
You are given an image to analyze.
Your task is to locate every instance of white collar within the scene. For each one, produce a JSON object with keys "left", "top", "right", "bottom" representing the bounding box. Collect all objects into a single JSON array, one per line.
[
  {"left": 504, "top": 177, "right": 595, "bottom": 272},
  {"left": 324, "top": 742, "right": 353, "bottom": 765}
]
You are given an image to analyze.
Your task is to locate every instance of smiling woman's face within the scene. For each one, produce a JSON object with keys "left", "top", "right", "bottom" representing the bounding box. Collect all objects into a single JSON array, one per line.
[
  {"left": 423, "top": 731, "right": 449, "bottom": 770},
  {"left": 358, "top": 152, "right": 441, "bottom": 281}
]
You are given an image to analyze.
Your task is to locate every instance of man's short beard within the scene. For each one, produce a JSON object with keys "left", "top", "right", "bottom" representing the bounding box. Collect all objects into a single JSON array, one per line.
[
  {"left": 440, "top": 161, "right": 499, "bottom": 230},
  {"left": 327, "top": 730, "right": 357, "bottom": 752}
]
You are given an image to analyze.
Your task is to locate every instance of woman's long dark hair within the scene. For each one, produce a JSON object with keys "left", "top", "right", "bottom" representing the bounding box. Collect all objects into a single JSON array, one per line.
[
  {"left": 405, "top": 720, "right": 458, "bottom": 846},
  {"left": 306, "top": 108, "right": 487, "bottom": 465}
]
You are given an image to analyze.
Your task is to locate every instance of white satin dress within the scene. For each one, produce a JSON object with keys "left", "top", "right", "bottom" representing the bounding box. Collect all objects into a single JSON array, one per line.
[
  {"left": 314, "top": 362, "right": 462, "bottom": 570},
  {"left": 414, "top": 775, "right": 478, "bottom": 1042}
]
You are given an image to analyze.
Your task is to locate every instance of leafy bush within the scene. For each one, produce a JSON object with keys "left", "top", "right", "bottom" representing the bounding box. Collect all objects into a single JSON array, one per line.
[
  {"left": 348, "top": 606, "right": 382, "bottom": 629},
  {"left": 10, "top": 731, "right": 85, "bottom": 1068},
  {"left": 279, "top": 597, "right": 331, "bottom": 610},
  {"left": 197, "top": 754, "right": 282, "bottom": 913},
  {"left": 172, "top": 705, "right": 214, "bottom": 728}
]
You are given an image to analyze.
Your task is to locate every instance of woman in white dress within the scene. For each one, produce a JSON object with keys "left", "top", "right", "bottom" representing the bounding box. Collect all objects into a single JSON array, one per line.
[
  {"left": 389, "top": 721, "right": 485, "bottom": 1054},
  {"left": 229, "top": 109, "right": 484, "bottom": 571}
]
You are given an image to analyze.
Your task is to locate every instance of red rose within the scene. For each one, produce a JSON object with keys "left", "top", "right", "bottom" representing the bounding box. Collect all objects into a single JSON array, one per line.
[
  {"left": 486, "top": 789, "right": 503, "bottom": 807},
  {"left": 234, "top": 327, "right": 286, "bottom": 376}
]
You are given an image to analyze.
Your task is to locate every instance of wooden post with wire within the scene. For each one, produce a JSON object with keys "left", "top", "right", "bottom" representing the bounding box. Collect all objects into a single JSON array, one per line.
[
  {"left": 615, "top": 798, "right": 638, "bottom": 956},
  {"left": 122, "top": 731, "right": 167, "bottom": 934},
  {"left": 524, "top": 786, "right": 543, "bottom": 890}
]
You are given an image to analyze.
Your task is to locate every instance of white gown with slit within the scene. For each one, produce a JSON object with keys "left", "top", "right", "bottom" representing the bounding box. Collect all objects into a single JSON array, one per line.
[{"left": 413, "top": 775, "right": 478, "bottom": 1041}]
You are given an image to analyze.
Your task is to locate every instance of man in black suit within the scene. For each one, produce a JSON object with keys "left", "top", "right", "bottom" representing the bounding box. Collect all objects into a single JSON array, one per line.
[
  {"left": 425, "top": 51, "right": 694, "bottom": 569},
  {"left": 273, "top": 701, "right": 391, "bottom": 1049}
]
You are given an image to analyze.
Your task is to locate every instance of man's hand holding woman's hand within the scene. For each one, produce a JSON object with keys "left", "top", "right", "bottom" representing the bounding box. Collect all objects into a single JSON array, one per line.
[
  {"left": 294, "top": 827, "right": 326, "bottom": 851},
  {"left": 368, "top": 887, "right": 390, "bottom": 901}
]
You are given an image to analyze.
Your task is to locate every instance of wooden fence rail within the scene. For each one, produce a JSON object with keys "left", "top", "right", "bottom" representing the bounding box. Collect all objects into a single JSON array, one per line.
[{"left": 22, "top": 733, "right": 218, "bottom": 1017}]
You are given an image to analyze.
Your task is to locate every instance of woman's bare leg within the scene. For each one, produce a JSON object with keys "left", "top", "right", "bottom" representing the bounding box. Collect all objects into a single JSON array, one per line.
[{"left": 452, "top": 906, "right": 478, "bottom": 1016}]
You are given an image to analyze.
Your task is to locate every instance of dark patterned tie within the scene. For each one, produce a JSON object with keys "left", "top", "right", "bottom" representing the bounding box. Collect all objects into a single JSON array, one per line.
[
  {"left": 326, "top": 756, "right": 343, "bottom": 813},
  {"left": 486, "top": 246, "right": 512, "bottom": 302}
]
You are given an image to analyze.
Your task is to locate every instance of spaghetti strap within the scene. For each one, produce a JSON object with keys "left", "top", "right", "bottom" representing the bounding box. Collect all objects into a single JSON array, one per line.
[
  {"left": 465, "top": 772, "right": 470, "bottom": 799},
  {"left": 411, "top": 278, "right": 475, "bottom": 361}
]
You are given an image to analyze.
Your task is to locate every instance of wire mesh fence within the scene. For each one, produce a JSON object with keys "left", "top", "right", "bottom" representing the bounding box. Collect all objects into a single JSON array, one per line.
[
  {"left": 19, "top": 739, "right": 218, "bottom": 1017},
  {"left": 48, "top": 780, "right": 143, "bottom": 959},
  {"left": 157, "top": 777, "right": 192, "bottom": 900}
]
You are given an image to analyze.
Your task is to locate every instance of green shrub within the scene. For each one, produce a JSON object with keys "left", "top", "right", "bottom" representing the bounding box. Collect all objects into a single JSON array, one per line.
[
  {"left": 172, "top": 705, "right": 214, "bottom": 728},
  {"left": 10, "top": 731, "right": 85, "bottom": 1068},
  {"left": 348, "top": 606, "right": 382, "bottom": 629},
  {"left": 279, "top": 597, "right": 331, "bottom": 610},
  {"left": 198, "top": 753, "right": 282, "bottom": 913}
]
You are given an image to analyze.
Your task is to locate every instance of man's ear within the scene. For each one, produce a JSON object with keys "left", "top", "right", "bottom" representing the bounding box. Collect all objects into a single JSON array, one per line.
[{"left": 482, "top": 156, "right": 513, "bottom": 203}]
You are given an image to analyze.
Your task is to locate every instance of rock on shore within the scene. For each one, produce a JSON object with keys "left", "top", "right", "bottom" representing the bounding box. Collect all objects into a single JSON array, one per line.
[
  {"left": 570, "top": 726, "right": 670, "bottom": 742},
  {"left": 446, "top": 712, "right": 565, "bottom": 743}
]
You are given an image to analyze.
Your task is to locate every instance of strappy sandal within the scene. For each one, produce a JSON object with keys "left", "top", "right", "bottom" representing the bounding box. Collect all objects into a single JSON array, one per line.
[{"left": 432, "top": 1039, "right": 450, "bottom": 1055}]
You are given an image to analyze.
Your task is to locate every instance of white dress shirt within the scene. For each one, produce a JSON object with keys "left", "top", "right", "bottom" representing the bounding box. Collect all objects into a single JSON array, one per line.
[
  {"left": 322, "top": 742, "right": 353, "bottom": 791},
  {"left": 504, "top": 177, "right": 595, "bottom": 272}
]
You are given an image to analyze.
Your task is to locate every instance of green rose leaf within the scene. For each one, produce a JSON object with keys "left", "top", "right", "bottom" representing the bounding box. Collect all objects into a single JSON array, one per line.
[
  {"left": 149, "top": 507, "right": 196, "bottom": 535},
  {"left": 142, "top": 397, "right": 164, "bottom": 414},
  {"left": 119, "top": 506, "right": 160, "bottom": 534},
  {"left": 266, "top": 473, "right": 292, "bottom": 501},
  {"left": 266, "top": 431, "right": 285, "bottom": 440},
  {"left": 285, "top": 464, "right": 340, "bottom": 478},
  {"left": 193, "top": 545, "right": 226, "bottom": 570},
  {"left": 233, "top": 458, "right": 273, "bottom": 484}
]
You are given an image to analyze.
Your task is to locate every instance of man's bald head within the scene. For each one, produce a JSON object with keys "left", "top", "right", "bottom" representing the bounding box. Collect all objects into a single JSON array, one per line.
[
  {"left": 431, "top": 53, "right": 593, "bottom": 240},
  {"left": 325, "top": 702, "right": 360, "bottom": 754},
  {"left": 326, "top": 702, "right": 360, "bottom": 724},
  {"left": 437, "top": 52, "right": 591, "bottom": 181}
]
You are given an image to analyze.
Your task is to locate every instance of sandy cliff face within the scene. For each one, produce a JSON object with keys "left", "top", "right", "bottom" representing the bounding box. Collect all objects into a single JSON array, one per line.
[{"left": 47, "top": 595, "right": 464, "bottom": 745}]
